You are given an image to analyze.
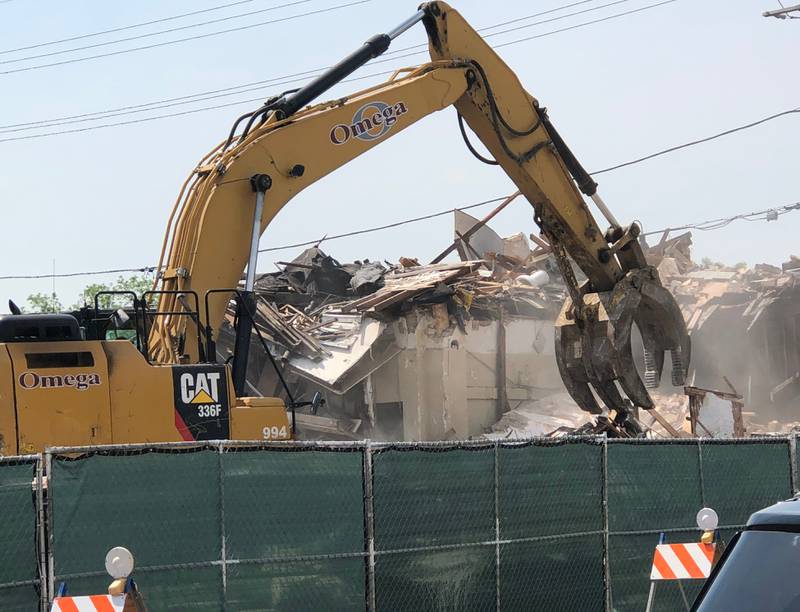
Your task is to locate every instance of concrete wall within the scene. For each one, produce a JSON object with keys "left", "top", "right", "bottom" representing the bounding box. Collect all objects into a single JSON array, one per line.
[{"left": 369, "top": 310, "right": 562, "bottom": 440}]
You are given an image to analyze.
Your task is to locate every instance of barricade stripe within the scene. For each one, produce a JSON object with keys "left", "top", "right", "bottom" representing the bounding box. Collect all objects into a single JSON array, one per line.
[
  {"left": 658, "top": 546, "right": 691, "bottom": 579},
  {"left": 650, "top": 565, "right": 663, "bottom": 580},
  {"left": 90, "top": 595, "right": 117, "bottom": 612},
  {"left": 52, "top": 598, "right": 80, "bottom": 612},
  {"left": 652, "top": 549, "right": 676, "bottom": 580},
  {"left": 671, "top": 544, "right": 704, "bottom": 579},
  {"left": 76, "top": 598, "right": 99, "bottom": 612},
  {"left": 685, "top": 543, "right": 714, "bottom": 576}
]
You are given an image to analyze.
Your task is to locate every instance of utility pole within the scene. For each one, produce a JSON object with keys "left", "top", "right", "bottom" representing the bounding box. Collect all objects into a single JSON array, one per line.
[
  {"left": 52, "top": 259, "right": 56, "bottom": 313},
  {"left": 763, "top": 3, "right": 800, "bottom": 18}
]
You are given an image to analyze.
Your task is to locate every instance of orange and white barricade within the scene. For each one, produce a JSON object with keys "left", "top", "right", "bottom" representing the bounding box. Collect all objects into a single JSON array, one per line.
[
  {"left": 650, "top": 542, "right": 716, "bottom": 581},
  {"left": 643, "top": 509, "right": 721, "bottom": 612},
  {"left": 51, "top": 594, "right": 126, "bottom": 612},
  {"left": 645, "top": 539, "right": 717, "bottom": 611}
]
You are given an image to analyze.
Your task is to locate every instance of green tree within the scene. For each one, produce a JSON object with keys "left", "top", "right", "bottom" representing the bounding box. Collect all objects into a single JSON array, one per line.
[
  {"left": 25, "top": 292, "right": 62, "bottom": 313},
  {"left": 25, "top": 273, "right": 156, "bottom": 313},
  {"left": 71, "top": 273, "right": 155, "bottom": 310}
]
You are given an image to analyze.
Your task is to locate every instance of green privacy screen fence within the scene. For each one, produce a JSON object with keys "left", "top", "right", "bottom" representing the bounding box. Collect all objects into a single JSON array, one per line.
[
  {"left": 0, "top": 455, "right": 45, "bottom": 612},
  {"left": 47, "top": 445, "right": 367, "bottom": 611},
  {"left": 606, "top": 439, "right": 792, "bottom": 611},
  {"left": 0, "top": 437, "right": 793, "bottom": 611}
]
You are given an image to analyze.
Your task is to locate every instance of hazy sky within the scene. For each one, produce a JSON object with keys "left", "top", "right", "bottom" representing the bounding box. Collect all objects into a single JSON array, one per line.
[{"left": 0, "top": 0, "right": 797, "bottom": 311}]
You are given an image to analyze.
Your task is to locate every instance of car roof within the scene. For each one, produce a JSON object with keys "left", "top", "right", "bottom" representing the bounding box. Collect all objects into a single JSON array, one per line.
[{"left": 747, "top": 497, "right": 800, "bottom": 528}]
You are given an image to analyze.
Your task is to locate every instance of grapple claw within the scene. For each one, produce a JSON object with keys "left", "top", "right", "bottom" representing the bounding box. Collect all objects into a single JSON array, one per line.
[
  {"left": 554, "top": 318, "right": 603, "bottom": 414},
  {"left": 554, "top": 267, "right": 690, "bottom": 414}
]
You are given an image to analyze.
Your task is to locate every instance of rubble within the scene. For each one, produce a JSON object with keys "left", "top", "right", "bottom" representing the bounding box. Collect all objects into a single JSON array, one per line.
[
  {"left": 227, "top": 242, "right": 565, "bottom": 365},
  {"left": 218, "top": 213, "right": 800, "bottom": 441},
  {"left": 685, "top": 385, "right": 746, "bottom": 437},
  {"left": 216, "top": 221, "right": 569, "bottom": 440},
  {"left": 642, "top": 232, "right": 800, "bottom": 425},
  {"left": 485, "top": 393, "right": 592, "bottom": 439}
]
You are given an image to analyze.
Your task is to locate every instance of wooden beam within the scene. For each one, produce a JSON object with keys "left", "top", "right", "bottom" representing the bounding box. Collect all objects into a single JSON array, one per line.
[
  {"left": 430, "top": 191, "right": 521, "bottom": 264},
  {"left": 648, "top": 407, "right": 690, "bottom": 438}
]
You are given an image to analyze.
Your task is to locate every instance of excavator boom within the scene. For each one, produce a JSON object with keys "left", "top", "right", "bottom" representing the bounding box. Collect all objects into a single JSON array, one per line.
[{"left": 151, "top": 2, "right": 690, "bottom": 419}]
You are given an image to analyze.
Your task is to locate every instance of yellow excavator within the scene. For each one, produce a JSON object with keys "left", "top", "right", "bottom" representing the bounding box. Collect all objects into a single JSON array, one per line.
[{"left": 0, "top": 2, "right": 689, "bottom": 454}]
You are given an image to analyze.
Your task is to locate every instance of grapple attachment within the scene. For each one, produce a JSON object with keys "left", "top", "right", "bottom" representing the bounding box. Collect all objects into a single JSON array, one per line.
[{"left": 554, "top": 267, "right": 690, "bottom": 415}]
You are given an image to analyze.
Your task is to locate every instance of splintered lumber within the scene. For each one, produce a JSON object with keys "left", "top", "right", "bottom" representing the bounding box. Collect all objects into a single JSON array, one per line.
[
  {"left": 648, "top": 406, "right": 690, "bottom": 438},
  {"left": 528, "top": 233, "right": 551, "bottom": 250},
  {"left": 254, "top": 298, "right": 324, "bottom": 357},
  {"left": 341, "top": 261, "right": 481, "bottom": 313}
]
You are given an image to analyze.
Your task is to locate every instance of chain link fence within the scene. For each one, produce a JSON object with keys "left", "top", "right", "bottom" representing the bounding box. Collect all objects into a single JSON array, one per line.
[
  {"left": 0, "top": 436, "right": 795, "bottom": 611},
  {"left": 47, "top": 443, "right": 367, "bottom": 611},
  {"left": 371, "top": 440, "right": 606, "bottom": 612},
  {"left": 606, "top": 438, "right": 793, "bottom": 611},
  {"left": 0, "top": 455, "right": 45, "bottom": 612}
]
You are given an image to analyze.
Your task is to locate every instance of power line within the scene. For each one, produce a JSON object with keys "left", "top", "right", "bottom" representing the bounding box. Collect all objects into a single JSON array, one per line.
[
  {"left": 0, "top": 0, "right": 644, "bottom": 133},
  {"left": 492, "top": 0, "right": 677, "bottom": 50},
  {"left": 461, "top": 0, "right": 636, "bottom": 40},
  {"left": 592, "top": 107, "right": 800, "bottom": 174},
  {"left": 0, "top": 197, "right": 509, "bottom": 280},
  {"left": 0, "top": 67, "right": 324, "bottom": 132},
  {"left": 0, "top": 267, "right": 159, "bottom": 281},
  {"left": 3, "top": 98, "right": 797, "bottom": 277},
  {"left": 479, "top": 0, "right": 600, "bottom": 31},
  {"left": 0, "top": 0, "right": 680, "bottom": 141},
  {"left": 377, "top": 0, "right": 639, "bottom": 59},
  {"left": 0, "top": 0, "right": 262, "bottom": 55},
  {"left": 0, "top": 69, "right": 391, "bottom": 143},
  {"left": 0, "top": 0, "right": 314, "bottom": 65},
  {"left": 257, "top": 197, "right": 509, "bottom": 253},
  {"left": 641, "top": 201, "right": 800, "bottom": 236},
  {"left": 0, "top": 0, "right": 370, "bottom": 76},
  {"left": 257, "top": 199, "right": 800, "bottom": 254},
  {"left": 3, "top": 198, "right": 798, "bottom": 281}
]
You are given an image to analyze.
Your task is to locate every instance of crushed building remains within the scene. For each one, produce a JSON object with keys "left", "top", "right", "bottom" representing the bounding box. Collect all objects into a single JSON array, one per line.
[
  {"left": 220, "top": 214, "right": 569, "bottom": 440},
  {"left": 644, "top": 230, "right": 800, "bottom": 433},
  {"left": 219, "top": 217, "right": 800, "bottom": 441}
]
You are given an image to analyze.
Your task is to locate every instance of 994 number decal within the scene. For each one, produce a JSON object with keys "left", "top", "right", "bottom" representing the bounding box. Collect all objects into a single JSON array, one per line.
[{"left": 263, "top": 425, "right": 288, "bottom": 440}]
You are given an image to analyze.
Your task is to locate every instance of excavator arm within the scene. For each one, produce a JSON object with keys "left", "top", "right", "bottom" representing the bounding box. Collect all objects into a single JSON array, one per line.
[
  {"left": 152, "top": 1, "right": 689, "bottom": 418},
  {"left": 151, "top": 63, "right": 471, "bottom": 366}
]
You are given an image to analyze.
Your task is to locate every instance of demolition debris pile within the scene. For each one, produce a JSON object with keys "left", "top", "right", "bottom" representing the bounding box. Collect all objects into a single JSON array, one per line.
[
  {"left": 231, "top": 242, "right": 565, "bottom": 363},
  {"left": 219, "top": 225, "right": 568, "bottom": 441},
  {"left": 220, "top": 222, "right": 800, "bottom": 441},
  {"left": 640, "top": 231, "right": 800, "bottom": 435}
]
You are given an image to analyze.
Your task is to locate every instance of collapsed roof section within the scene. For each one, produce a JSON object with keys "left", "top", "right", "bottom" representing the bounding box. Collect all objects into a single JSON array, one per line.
[
  {"left": 216, "top": 212, "right": 800, "bottom": 440},
  {"left": 643, "top": 231, "right": 800, "bottom": 426},
  {"left": 225, "top": 224, "right": 566, "bottom": 393}
]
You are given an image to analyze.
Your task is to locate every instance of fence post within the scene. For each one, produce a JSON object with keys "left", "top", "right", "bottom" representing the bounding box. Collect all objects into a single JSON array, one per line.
[
  {"left": 45, "top": 451, "right": 54, "bottom": 609},
  {"left": 494, "top": 441, "right": 501, "bottom": 612},
  {"left": 217, "top": 442, "right": 227, "bottom": 606},
  {"left": 36, "top": 455, "right": 47, "bottom": 612},
  {"left": 697, "top": 439, "right": 706, "bottom": 509},
  {"left": 602, "top": 438, "right": 611, "bottom": 612},
  {"left": 790, "top": 435, "right": 798, "bottom": 495},
  {"left": 363, "top": 440, "right": 376, "bottom": 612}
]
